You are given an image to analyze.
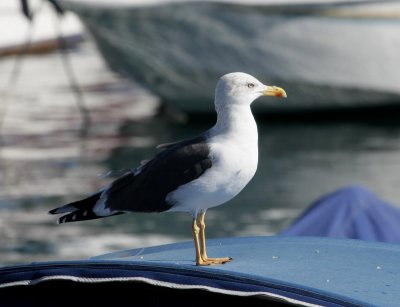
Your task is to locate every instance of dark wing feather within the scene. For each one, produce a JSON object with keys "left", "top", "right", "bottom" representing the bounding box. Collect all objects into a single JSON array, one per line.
[{"left": 103, "top": 135, "right": 212, "bottom": 213}]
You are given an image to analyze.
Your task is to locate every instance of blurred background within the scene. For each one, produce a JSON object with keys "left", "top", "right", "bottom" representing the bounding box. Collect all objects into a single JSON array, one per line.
[{"left": 1, "top": 0, "right": 400, "bottom": 266}]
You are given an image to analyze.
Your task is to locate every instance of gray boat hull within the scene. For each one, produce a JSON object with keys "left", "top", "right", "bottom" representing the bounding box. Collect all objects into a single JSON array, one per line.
[{"left": 64, "top": 1, "right": 400, "bottom": 113}]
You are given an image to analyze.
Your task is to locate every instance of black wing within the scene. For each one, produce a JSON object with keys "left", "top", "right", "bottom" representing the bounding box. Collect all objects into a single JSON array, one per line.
[{"left": 102, "top": 135, "right": 212, "bottom": 213}]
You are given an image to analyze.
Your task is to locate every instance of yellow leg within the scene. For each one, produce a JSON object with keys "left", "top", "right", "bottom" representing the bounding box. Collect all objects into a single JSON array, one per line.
[
  {"left": 198, "top": 212, "right": 232, "bottom": 265},
  {"left": 192, "top": 218, "right": 204, "bottom": 265}
]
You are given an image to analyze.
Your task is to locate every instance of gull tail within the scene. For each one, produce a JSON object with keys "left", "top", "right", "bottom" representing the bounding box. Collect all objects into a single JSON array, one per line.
[{"left": 49, "top": 193, "right": 121, "bottom": 224}]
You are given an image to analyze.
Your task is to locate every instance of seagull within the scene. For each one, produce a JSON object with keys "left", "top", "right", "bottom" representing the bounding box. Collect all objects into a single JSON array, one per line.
[{"left": 49, "top": 72, "right": 287, "bottom": 266}]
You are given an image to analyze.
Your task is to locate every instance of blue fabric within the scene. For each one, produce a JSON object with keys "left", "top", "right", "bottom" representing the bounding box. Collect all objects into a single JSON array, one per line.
[
  {"left": 2, "top": 236, "right": 400, "bottom": 306},
  {"left": 280, "top": 185, "right": 400, "bottom": 243}
]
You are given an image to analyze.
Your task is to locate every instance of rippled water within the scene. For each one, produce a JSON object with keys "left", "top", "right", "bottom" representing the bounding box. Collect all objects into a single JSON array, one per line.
[{"left": 1, "top": 41, "right": 400, "bottom": 266}]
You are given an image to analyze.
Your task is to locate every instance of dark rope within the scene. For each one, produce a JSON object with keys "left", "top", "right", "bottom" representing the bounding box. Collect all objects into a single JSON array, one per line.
[
  {"left": 54, "top": 16, "right": 91, "bottom": 136},
  {"left": 0, "top": 1, "right": 43, "bottom": 139}
]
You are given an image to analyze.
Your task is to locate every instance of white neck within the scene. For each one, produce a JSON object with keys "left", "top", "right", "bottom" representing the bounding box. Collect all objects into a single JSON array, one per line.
[{"left": 211, "top": 103, "right": 258, "bottom": 145}]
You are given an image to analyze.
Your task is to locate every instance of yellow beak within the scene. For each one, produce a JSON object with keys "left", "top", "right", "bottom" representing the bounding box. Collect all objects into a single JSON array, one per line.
[{"left": 262, "top": 86, "right": 287, "bottom": 98}]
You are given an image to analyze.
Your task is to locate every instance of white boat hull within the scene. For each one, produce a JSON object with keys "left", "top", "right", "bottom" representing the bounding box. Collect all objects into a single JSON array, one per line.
[{"left": 0, "top": 0, "right": 84, "bottom": 56}]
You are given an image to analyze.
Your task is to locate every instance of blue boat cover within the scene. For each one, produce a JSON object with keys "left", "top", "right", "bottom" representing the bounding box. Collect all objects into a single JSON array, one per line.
[
  {"left": 1, "top": 236, "right": 400, "bottom": 306},
  {"left": 281, "top": 185, "right": 400, "bottom": 243}
]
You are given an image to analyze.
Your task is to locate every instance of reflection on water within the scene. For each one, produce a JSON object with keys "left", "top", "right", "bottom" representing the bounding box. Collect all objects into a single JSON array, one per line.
[{"left": 1, "top": 42, "right": 400, "bottom": 266}]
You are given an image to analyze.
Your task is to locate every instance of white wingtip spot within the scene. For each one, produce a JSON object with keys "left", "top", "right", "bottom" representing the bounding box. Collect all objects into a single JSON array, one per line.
[
  {"left": 133, "top": 166, "right": 143, "bottom": 175},
  {"left": 97, "top": 170, "right": 113, "bottom": 179},
  {"left": 83, "top": 210, "right": 88, "bottom": 217}
]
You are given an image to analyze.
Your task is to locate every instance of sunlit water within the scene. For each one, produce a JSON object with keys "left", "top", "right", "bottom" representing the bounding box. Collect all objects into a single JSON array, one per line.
[{"left": 1, "top": 42, "right": 400, "bottom": 266}]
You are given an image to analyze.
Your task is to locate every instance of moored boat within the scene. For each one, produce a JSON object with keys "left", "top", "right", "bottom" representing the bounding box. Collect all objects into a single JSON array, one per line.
[
  {"left": 60, "top": 0, "right": 400, "bottom": 114},
  {"left": 0, "top": 0, "right": 84, "bottom": 56}
]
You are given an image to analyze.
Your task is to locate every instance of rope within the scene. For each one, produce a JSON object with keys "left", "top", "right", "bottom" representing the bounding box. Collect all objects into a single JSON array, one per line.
[
  {"left": 52, "top": 12, "right": 91, "bottom": 136},
  {"left": 0, "top": 1, "right": 44, "bottom": 138},
  {"left": 0, "top": 0, "right": 91, "bottom": 139}
]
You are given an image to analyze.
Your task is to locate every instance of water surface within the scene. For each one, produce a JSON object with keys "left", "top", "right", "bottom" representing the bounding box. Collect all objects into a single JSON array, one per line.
[{"left": 1, "top": 42, "right": 400, "bottom": 266}]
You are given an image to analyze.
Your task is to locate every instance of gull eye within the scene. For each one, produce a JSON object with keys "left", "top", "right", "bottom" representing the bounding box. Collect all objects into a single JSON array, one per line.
[{"left": 247, "top": 83, "right": 255, "bottom": 88}]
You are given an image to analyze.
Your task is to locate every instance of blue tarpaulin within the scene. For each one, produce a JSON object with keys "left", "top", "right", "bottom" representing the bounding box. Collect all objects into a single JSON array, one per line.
[
  {"left": 280, "top": 185, "right": 400, "bottom": 243},
  {"left": 2, "top": 236, "right": 400, "bottom": 306}
]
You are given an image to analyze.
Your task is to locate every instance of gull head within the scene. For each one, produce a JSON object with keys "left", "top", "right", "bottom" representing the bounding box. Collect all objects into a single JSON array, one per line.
[{"left": 214, "top": 72, "right": 286, "bottom": 110}]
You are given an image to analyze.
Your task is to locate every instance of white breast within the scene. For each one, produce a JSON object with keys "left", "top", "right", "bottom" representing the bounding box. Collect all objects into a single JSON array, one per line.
[{"left": 166, "top": 105, "right": 258, "bottom": 217}]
